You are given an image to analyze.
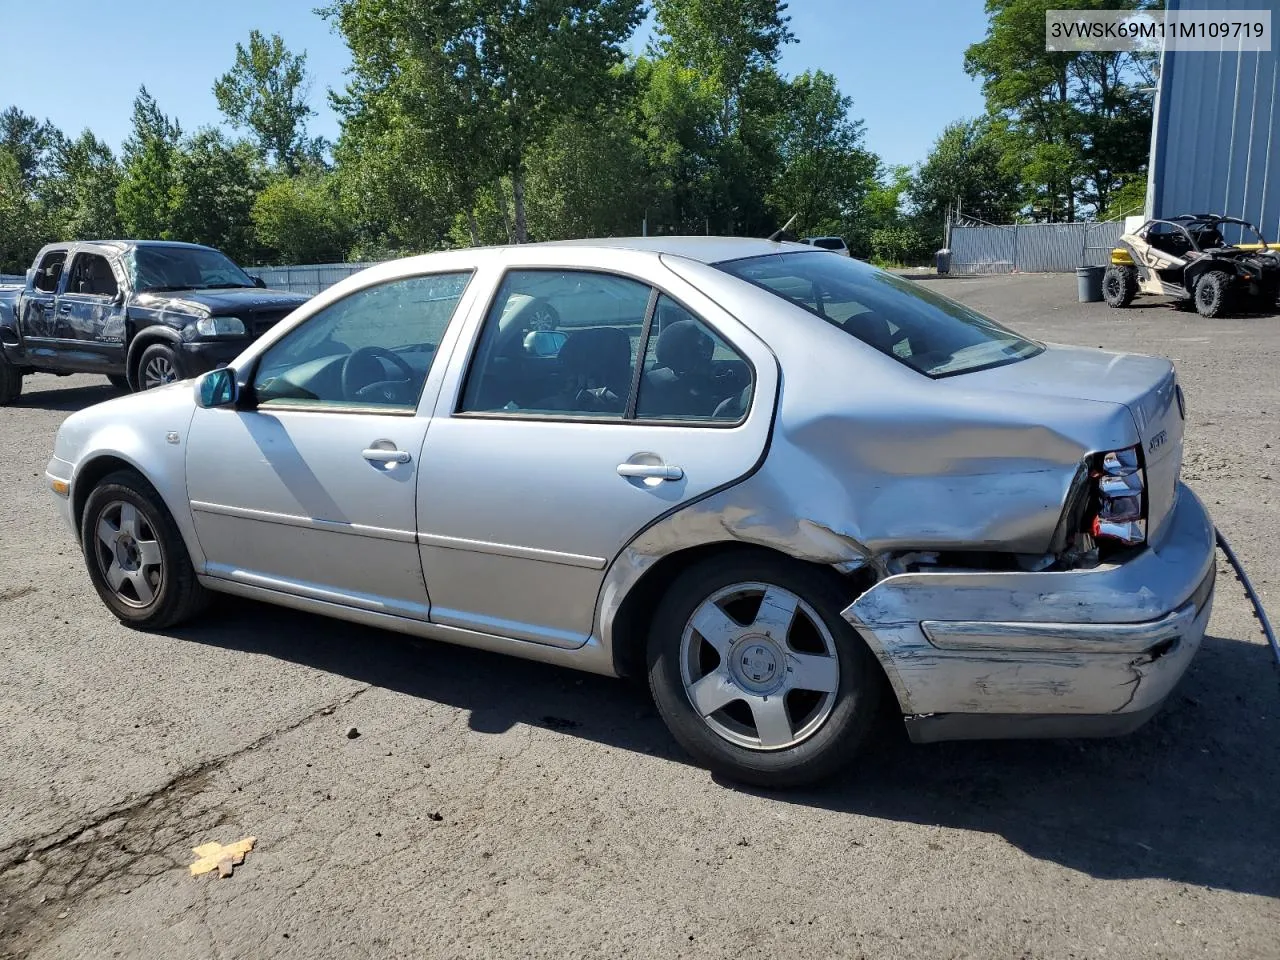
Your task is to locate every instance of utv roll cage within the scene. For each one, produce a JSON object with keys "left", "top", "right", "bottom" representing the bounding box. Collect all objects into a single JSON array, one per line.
[{"left": 1147, "top": 214, "right": 1271, "bottom": 254}]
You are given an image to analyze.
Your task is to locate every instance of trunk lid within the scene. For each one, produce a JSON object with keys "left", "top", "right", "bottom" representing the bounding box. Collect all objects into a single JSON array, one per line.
[{"left": 954, "top": 344, "right": 1185, "bottom": 537}]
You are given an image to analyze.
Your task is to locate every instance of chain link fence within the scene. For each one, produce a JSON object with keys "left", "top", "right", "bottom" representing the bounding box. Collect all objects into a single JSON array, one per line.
[{"left": 950, "top": 222, "right": 1124, "bottom": 274}]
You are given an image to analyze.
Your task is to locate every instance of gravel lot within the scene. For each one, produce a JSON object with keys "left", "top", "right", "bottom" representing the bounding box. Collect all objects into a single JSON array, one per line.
[{"left": 1, "top": 273, "right": 1277, "bottom": 960}]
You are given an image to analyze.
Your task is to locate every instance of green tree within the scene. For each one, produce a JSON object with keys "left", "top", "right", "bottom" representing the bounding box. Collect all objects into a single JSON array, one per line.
[
  {"left": 44, "top": 132, "right": 122, "bottom": 240},
  {"left": 252, "top": 170, "right": 352, "bottom": 263},
  {"left": 214, "top": 31, "right": 321, "bottom": 172},
  {"left": 911, "top": 117, "right": 1021, "bottom": 238},
  {"left": 326, "top": 0, "right": 643, "bottom": 243},
  {"left": 115, "top": 87, "right": 182, "bottom": 238},
  {"left": 0, "top": 107, "right": 62, "bottom": 185},
  {"left": 0, "top": 146, "right": 49, "bottom": 273},
  {"left": 170, "top": 129, "right": 265, "bottom": 261}
]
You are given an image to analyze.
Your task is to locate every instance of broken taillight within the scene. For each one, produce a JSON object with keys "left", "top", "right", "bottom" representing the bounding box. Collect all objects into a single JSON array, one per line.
[{"left": 1090, "top": 445, "right": 1146, "bottom": 544}]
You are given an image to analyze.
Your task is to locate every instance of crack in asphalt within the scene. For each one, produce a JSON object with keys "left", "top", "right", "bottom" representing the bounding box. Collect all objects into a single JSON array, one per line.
[{"left": 0, "top": 684, "right": 371, "bottom": 957}]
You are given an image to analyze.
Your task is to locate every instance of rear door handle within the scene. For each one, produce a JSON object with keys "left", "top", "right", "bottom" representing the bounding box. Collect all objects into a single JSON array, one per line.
[
  {"left": 617, "top": 462, "right": 683, "bottom": 481},
  {"left": 363, "top": 447, "right": 412, "bottom": 464}
]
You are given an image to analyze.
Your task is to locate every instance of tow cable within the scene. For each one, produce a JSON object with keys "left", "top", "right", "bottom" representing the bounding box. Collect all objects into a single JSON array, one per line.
[{"left": 1215, "top": 528, "right": 1279, "bottom": 667}]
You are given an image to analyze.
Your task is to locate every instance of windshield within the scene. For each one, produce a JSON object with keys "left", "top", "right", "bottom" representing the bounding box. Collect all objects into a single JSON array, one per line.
[
  {"left": 126, "top": 246, "right": 256, "bottom": 292},
  {"left": 717, "top": 251, "right": 1043, "bottom": 377}
]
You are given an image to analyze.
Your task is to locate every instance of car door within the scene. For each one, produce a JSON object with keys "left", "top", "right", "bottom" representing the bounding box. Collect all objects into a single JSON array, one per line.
[
  {"left": 57, "top": 249, "right": 128, "bottom": 371},
  {"left": 185, "top": 270, "right": 477, "bottom": 620},
  {"left": 417, "top": 251, "right": 777, "bottom": 648},
  {"left": 18, "top": 247, "right": 69, "bottom": 364}
]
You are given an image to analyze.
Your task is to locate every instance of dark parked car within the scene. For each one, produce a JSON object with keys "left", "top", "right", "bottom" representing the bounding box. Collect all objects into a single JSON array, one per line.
[{"left": 0, "top": 240, "right": 308, "bottom": 404}]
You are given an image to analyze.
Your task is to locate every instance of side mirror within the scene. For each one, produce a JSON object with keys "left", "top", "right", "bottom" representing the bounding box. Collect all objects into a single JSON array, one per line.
[
  {"left": 195, "top": 367, "right": 239, "bottom": 409},
  {"left": 111, "top": 290, "right": 125, "bottom": 306},
  {"left": 24, "top": 268, "right": 34, "bottom": 286},
  {"left": 251, "top": 276, "right": 266, "bottom": 289},
  {"left": 0, "top": 323, "right": 19, "bottom": 347}
]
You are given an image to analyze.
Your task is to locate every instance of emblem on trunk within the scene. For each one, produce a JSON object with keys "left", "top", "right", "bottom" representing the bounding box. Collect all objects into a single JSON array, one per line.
[{"left": 1149, "top": 430, "right": 1168, "bottom": 453}]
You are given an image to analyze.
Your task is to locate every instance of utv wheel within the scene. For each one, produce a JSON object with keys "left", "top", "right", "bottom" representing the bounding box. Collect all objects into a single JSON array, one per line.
[
  {"left": 107, "top": 374, "right": 131, "bottom": 392},
  {"left": 138, "top": 343, "right": 182, "bottom": 390},
  {"left": 647, "top": 551, "right": 882, "bottom": 788},
  {"left": 0, "top": 358, "right": 22, "bottom": 405},
  {"left": 81, "top": 470, "right": 209, "bottom": 630},
  {"left": 1102, "top": 266, "right": 1137, "bottom": 307},
  {"left": 1193, "top": 269, "right": 1232, "bottom": 318}
]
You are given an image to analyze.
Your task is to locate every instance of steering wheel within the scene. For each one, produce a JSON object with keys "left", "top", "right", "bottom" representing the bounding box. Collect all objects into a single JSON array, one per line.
[{"left": 341, "top": 346, "right": 416, "bottom": 403}]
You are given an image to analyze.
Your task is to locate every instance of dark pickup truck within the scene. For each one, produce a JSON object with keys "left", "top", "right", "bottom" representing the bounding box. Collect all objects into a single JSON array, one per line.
[{"left": 0, "top": 240, "right": 309, "bottom": 404}]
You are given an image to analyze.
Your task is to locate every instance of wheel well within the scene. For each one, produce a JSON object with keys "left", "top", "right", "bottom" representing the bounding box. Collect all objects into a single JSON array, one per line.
[
  {"left": 71, "top": 455, "right": 138, "bottom": 537},
  {"left": 126, "top": 331, "right": 177, "bottom": 387},
  {"left": 607, "top": 540, "right": 879, "bottom": 680}
]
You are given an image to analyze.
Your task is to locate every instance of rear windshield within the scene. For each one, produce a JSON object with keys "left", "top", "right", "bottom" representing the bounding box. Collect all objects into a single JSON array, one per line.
[
  {"left": 809, "top": 237, "right": 845, "bottom": 250},
  {"left": 717, "top": 252, "right": 1042, "bottom": 377}
]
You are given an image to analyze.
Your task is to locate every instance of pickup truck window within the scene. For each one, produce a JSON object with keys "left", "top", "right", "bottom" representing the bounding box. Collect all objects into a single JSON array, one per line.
[
  {"left": 126, "top": 246, "right": 256, "bottom": 293},
  {"left": 33, "top": 250, "right": 67, "bottom": 293},
  {"left": 65, "top": 253, "right": 119, "bottom": 298}
]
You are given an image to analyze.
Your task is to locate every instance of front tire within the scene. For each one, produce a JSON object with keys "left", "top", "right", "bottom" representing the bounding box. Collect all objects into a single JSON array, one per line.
[
  {"left": 647, "top": 551, "right": 882, "bottom": 788},
  {"left": 80, "top": 471, "right": 209, "bottom": 630},
  {"left": 1102, "top": 266, "right": 1137, "bottom": 307},
  {"left": 0, "top": 357, "right": 22, "bottom": 405},
  {"left": 137, "top": 342, "right": 182, "bottom": 390},
  {"left": 1193, "top": 269, "right": 1232, "bottom": 317}
]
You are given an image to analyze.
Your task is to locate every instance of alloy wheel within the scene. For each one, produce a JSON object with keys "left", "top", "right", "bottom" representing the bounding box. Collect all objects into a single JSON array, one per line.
[
  {"left": 679, "top": 582, "right": 840, "bottom": 751},
  {"left": 91, "top": 500, "right": 164, "bottom": 609},
  {"left": 142, "top": 355, "right": 177, "bottom": 389}
]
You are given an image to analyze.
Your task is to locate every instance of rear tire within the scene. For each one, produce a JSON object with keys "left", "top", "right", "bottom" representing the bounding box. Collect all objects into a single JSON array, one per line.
[
  {"left": 80, "top": 470, "right": 209, "bottom": 630},
  {"left": 647, "top": 551, "right": 883, "bottom": 788},
  {"left": 107, "top": 374, "right": 131, "bottom": 392},
  {"left": 0, "top": 358, "right": 22, "bottom": 405},
  {"left": 1102, "top": 266, "right": 1137, "bottom": 308},
  {"left": 1193, "top": 269, "right": 1232, "bottom": 318}
]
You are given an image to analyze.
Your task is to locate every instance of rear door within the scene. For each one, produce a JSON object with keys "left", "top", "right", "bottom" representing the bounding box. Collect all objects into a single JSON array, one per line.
[
  {"left": 18, "top": 247, "right": 70, "bottom": 365},
  {"left": 417, "top": 249, "right": 777, "bottom": 648}
]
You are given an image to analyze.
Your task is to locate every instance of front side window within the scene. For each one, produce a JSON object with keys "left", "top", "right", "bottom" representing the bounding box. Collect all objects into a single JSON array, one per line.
[
  {"left": 718, "top": 251, "right": 1042, "bottom": 378},
  {"left": 253, "top": 272, "right": 471, "bottom": 412},
  {"left": 460, "top": 271, "right": 754, "bottom": 423},
  {"left": 64, "top": 253, "right": 119, "bottom": 298},
  {"left": 128, "top": 246, "right": 255, "bottom": 292}
]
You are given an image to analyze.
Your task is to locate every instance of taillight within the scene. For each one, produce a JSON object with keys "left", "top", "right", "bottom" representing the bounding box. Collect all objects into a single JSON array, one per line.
[{"left": 1089, "top": 445, "right": 1146, "bottom": 544}]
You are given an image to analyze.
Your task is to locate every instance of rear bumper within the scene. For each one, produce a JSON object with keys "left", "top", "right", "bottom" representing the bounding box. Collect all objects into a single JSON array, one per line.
[{"left": 844, "top": 483, "right": 1215, "bottom": 742}]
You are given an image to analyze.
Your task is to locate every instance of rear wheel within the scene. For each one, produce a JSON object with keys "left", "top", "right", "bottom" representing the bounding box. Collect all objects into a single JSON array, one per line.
[
  {"left": 0, "top": 357, "right": 22, "bottom": 405},
  {"left": 1193, "top": 269, "right": 1232, "bottom": 317},
  {"left": 107, "top": 374, "right": 131, "bottom": 392},
  {"left": 80, "top": 470, "right": 209, "bottom": 630},
  {"left": 1102, "top": 266, "right": 1137, "bottom": 308},
  {"left": 647, "top": 551, "right": 882, "bottom": 788},
  {"left": 138, "top": 342, "right": 182, "bottom": 390}
]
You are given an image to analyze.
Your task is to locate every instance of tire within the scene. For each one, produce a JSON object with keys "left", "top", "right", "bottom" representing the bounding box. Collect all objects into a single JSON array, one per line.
[
  {"left": 137, "top": 342, "right": 183, "bottom": 390},
  {"left": 525, "top": 299, "right": 560, "bottom": 331},
  {"left": 647, "top": 551, "right": 883, "bottom": 788},
  {"left": 80, "top": 470, "right": 209, "bottom": 630},
  {"left": 1193, "top": 269, "right": 1232, "bottom": 318},
  {"left": 0, "top": 357, "right": 22, "bottom": 405},
  {"left": 107, "top": 374, "right": 131, "bottom": 392},
  {"left": 1102, "top": 266, "right": 1137, "bottom": 308}
]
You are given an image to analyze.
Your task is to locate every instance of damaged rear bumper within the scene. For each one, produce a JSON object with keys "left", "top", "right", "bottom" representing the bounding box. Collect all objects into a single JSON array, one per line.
[{"left": 843, "top": 483, "right": 1215, "bottom": 743}]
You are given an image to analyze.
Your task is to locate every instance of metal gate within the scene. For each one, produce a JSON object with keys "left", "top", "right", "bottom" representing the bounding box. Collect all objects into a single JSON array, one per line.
[{"left": 951, "top": 222, "right": 1124, "bottom": 274}]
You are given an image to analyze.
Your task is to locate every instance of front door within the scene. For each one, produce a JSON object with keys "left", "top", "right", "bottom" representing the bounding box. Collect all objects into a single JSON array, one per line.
[
  {"left": 417, "top": 258, "right": 777, "bottom": 648},
  {"left": 186, "top": 270, "right": 475, "bottom": 619},
  {"left": 58, "top": 250, "right": 128, "bottom": 371}
]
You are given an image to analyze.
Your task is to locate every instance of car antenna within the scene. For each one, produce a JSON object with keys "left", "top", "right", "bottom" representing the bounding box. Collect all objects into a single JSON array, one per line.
[{"left": 767, "top": 214, "right": 798, "bottom": 243}]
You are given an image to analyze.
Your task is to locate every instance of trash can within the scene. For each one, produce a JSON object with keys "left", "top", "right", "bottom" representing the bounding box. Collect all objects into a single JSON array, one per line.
[
  {"left": 1076, "top": 265, "right": 1105, "bottom": 302},
  {"left": 936, "top": 248, "right": 952, "bottom": 275}
]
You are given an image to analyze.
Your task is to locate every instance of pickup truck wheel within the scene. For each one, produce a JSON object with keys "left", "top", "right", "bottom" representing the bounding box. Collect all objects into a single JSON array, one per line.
[
  {"left": 0, "top": 358, "right": 22, "bottom": 405},
  {"left": 80, "top": 470, "right": 209, "bottom": 630},
  {"left": 1193, "top": 269, "right": 1232, "bottom": 318},
  {"left": 107, "top": 374, "right": 131, "bottom": 393},
  {"left": 138, "top": 343, "right": 182, "bottom": 390},
  {"left": 647, "top": 552, "right": 882, "bottom": 788}
]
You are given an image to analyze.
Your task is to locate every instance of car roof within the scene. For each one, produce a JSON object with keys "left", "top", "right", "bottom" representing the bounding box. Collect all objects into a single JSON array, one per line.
[
  {"left": 80, "top": 240, "right": 221, "bottom": 253},
  {"left": 523, "top": 236, "right": 817, "bottom": 264}
]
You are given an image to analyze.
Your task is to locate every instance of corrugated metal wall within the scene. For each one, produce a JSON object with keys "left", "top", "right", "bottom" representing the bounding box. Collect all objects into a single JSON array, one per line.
[
  {"left": 251, "top": 261, "right": 382, "bottom": 295},
  {"left": 950, "top": 222, "right": 1124, "bottom": 273},
  {"left": 1152, "top": 0, "right": 1280, "bottom": 243}
]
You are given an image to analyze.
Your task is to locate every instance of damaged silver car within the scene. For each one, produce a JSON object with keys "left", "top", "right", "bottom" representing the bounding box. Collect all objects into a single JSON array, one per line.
[{"left": 46, "top": 238, "right": 1216, "bottom": 787}]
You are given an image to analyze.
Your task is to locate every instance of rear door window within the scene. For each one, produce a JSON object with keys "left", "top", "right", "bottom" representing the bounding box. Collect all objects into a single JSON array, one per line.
[{"left": 33, "top": 250, "right": 67, "bottom": 293}]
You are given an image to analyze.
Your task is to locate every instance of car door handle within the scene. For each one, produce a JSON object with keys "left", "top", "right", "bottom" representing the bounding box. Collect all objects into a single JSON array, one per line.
[
  {"left": 617, "top": 462, "right": 683, "bottom": 481},
  {"left": 362, "top": 447, "right": 412, "bottom": 464}
]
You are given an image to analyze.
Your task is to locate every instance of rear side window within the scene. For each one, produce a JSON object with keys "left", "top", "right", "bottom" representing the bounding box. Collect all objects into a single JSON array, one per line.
[
  {"left": 718, "top": 252, "right": 1042, "bottom": 378},
  {"left": 459, "top": 270, "right": 754, "bottom": 423},
  {"left": 33, "top": 250, "right": 67, "bottom": 293}
]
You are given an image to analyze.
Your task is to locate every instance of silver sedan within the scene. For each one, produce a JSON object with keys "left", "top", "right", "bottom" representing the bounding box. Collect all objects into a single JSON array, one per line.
[{"left": 47, "top": 238, "right": 1215, "bottom": 787}]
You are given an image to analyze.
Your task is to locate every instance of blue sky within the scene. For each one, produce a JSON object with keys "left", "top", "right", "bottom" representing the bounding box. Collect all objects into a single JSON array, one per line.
[{"left": 0, "top": 0, "right": 987, "bottom": 169}]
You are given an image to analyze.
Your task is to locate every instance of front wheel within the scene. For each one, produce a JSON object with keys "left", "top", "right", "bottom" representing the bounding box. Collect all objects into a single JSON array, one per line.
[
  {"left": 81, "top": 470, "right": 209, "bottom": 629},
  {"left": 1193, "top": 269, "right": 1232, "bottom": 318},
  {"left": 138, "top": 342, "right": 182, "bottom": 390},
  {"left": 647, "top": 552, "right": 883, "bottom": 788}
]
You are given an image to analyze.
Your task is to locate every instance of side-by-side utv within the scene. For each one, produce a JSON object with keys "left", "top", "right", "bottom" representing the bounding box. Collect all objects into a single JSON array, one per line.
[{"left": 1104, "top": 214, "right": 1280, "bottom": 317}]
